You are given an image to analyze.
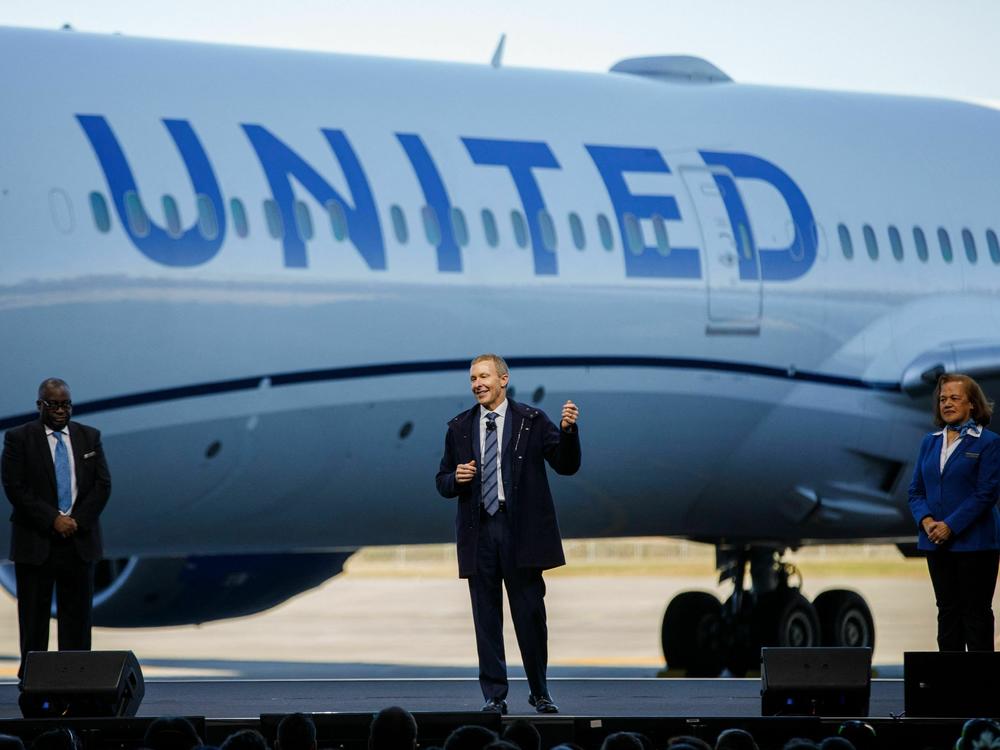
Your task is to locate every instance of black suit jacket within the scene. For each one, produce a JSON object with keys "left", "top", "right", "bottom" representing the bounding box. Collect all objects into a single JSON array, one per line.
[
  {"left": 1, "top": 419, "right": 111, "bottom": 564},
  {"left": 436, "top": 399, "right": 580, "bottom": 577}
]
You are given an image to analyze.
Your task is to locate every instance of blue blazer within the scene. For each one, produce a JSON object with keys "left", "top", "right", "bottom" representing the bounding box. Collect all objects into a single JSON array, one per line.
[{"left": 908, "top": 426, "right": 1000, "bottom": 552}]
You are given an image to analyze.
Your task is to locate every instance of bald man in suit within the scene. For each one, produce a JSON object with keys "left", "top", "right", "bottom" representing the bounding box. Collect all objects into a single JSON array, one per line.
[
  {"left": 436, "top": 354, "right": 580, "bottom": 714},
  {"left": 1, "top": 378, "right": 111, "bottom": 679}
]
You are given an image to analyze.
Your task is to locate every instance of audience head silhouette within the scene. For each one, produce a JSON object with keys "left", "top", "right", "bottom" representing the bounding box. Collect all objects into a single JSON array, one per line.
[
  {"left": 502, "top": 720, "right": 540, "bottom": 750},
  {"left": 277, "top": 714, "right": 317, "bottom": 750},
  {"left": 144, "top": 717, "right": 203, "bottom": 750},
  {"left": 956, "top": 718, "right": 1000, "bottom": 750},
  {"left": 220, "top": 730, "right": 267, "bottom": 750},
  {"left": 715, "top": 728, "right": 758, "bottom": 750},
  {"left": 600, "top": 733, "right": 643, "bottom": 750},
  {"left": 369, "top": 707, "right": 418, "bottom": 750},
  {"left": 443, "top": 726, "right": 498, "bottom": 750}
]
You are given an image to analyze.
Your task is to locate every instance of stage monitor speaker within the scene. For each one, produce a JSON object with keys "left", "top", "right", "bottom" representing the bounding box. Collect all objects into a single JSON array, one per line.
[
  {"left": 904, "top": 651, "right": 1000, "bottom": 718},
  {"left": 19, "top": 650, "right": 144, "bottom": 718},
  {"left": 761, "top": 647, "right": 871, "bottom": 716}
]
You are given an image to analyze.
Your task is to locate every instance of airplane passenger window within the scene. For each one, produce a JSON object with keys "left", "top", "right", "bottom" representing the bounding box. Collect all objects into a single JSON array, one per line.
[
  {"left": 326, "top": 201, "right": 348, "bottom": 241},
  {"left": 124, "top": 191, "right": 150, "bottom": 238},
  {"left": 538, "top": 210, "right": 557, "bottom": 252},
  {"left": 937, "top": 227, "right": 953, "bottom": 263},
  {"left": 888, "top": 225, "right": 904, "bottom": 261},
  {"left": 422, "top": 205, "right": 442, "bottom": 246},
  {"left": 481, "top": 209, "right": 499, "bottom": 248},
  {"left": 987, "top": 230, "right": 1000, "bottom": 264},
  {"left": 89, "top": 192, "right": 111, "bottom": 233},
  {"left": 569, "top": 212, "right": 585, "bottom": 250},
  {"left": 162, "top": 195, "right": 182, "bottom": 238},
  {"left": 264, "top": 199, "right": 283, "bottom": 239},
  {"left": 623, "top": 213, "right": 643, "bottom": 255},
  {"left": 912, "top": 227, "right": 929, "bottom": 262},
  {"left": 198, "top": 195, "right": 221, "bottom": 241},
  {"left": 293, "top": 201, "right": 312, "bottom": 242},
  {"left": 47, "top": 189, "right": 73, "bottom": 234},
  {"left": 961, "top": 228, "right": 978, "bottom": 263},
  {"left": 862, "top": 224, "right": 878, "bottom": 260},
  {"left": 737, "top": 222, "right": 753, "bottom": 261},
  {"left": 652, "top": 214, "right": 670, "bottom": 256},
  {"left": 230, "top": 198, "right": 249, "bottom": 238},
  {"left": 836, "top": 225, "right": 853, "bottom": 259},
  {"left": 451, "top": 207, "right": 469, "bottom": 248},
  {"left": 597, "top": 213, "right": 614, "bottom": 251},
  {"left": 511, "top": 210, "right": 528, "bottom": 248},
  {"left": 390, "top": 205, "right": 408, "bottom": 244}
]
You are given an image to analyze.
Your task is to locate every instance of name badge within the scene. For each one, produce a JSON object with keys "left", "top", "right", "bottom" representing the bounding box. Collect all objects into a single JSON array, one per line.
[
  {"left": 964, "top": 452, "right": 980, "bottom": 459},
  {"left": 83, "top": 451, "right": 96, "bottom": 459}
]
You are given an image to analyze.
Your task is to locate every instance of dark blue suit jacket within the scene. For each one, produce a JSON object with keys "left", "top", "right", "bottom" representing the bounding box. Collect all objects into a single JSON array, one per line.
[
  {"left": 908, "top": 426, "right": 1000, "bottom": 552},
  {"left": 436, "top": 399, "right": 581, "bottom": 578},
  {"left": 2, "top": 419, "right": 112, "bottom": 564}
]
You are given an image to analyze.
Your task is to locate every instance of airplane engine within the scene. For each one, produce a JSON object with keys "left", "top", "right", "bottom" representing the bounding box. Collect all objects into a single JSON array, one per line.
[{"left": 0, "top": 552, "right": 355, "bottom": 627}]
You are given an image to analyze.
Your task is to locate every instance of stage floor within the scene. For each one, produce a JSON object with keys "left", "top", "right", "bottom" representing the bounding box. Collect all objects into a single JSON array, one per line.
[{"left": 0, "top": 677, "right": 905, "bottom": 720}]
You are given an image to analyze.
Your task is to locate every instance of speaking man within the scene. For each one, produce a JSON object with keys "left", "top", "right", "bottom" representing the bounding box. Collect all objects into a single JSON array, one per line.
[
  {"left": 436, "top": 354, "right": 580, "bottom": 714},
  {"left": 1, "top": 378, "right": 111, "bottom": 680}
]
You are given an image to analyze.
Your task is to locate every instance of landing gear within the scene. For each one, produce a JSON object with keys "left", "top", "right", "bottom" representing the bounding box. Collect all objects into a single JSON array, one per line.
[{"left": 661, "top": 546, "right": 875, "bottom": 676}]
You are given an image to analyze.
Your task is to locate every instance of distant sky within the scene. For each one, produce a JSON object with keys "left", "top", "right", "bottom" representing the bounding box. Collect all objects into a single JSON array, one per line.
[{"left": 5, "top": 0, "right": 1000, "bottom": 103}]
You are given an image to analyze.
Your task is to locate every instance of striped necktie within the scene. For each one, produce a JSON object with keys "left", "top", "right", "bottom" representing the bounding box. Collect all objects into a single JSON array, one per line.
[
  {"left": 53, "top": 431, "right": 72, "bottom": 513},
  {"left": 482, "top": 412, "right": 499, "bottom": 516}
]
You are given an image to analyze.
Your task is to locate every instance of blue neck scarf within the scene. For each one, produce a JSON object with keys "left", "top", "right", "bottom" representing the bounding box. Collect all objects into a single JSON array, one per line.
[{"left": 946, "top": 418, "right": 978, "bottom": 438}]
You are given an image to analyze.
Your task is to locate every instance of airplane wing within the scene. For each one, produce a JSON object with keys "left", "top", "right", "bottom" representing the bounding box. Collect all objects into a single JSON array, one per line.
[{"left": 901, "top": 342, "right": 1000, "bottom": 396}]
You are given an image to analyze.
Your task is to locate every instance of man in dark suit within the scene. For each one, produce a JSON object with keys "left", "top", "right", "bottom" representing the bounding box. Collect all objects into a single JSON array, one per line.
[
  {"left": 1, "top": 378, "right": 111, "bottom": 679},
  {"left": 436, "top": 354, "right": 580, "bottom": 714}
]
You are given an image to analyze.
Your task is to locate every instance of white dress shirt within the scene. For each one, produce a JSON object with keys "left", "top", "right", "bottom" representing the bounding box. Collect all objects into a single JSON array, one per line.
[
  {"left": 478, "top": 399, "right": 507, "bottom": 502},
  {"left": 45, "top": 426, "right": 77, "bottom": 513}
]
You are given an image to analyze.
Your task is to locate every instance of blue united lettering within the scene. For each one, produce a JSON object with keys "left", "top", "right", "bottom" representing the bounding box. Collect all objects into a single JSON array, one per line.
[{"left": 76, "top": 115, "right": 817, "bottom": 282}]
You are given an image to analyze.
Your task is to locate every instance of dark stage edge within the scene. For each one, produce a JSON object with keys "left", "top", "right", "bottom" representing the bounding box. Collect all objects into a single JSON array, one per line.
[{"left": 0, "top": 677, "right": 908, "bottom": 720}]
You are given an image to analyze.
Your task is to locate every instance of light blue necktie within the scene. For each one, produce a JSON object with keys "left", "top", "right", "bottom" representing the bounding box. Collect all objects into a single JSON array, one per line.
[
  {"left": 53, "top": 431, "right": 72, "bottom": 513},
  {"left": 482, "top": 412, "right": 499, "bottom": 516}
]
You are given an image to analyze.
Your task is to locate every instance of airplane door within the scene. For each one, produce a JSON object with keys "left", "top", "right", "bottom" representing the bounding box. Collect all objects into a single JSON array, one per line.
[{"left": 679, "top": 166, "right": 762, "bottom": 334}]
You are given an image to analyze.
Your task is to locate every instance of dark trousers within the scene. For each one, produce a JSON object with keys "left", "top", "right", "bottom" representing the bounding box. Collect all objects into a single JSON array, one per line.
[
  {"left": 926, "top": 549, "right": 1000, "bottom": 652},
  {"left": 468, "top": 509, "right": 549, "bottom": 701},
  {"left": 14, "top": 540, "right": 95, "bottom": 679}
]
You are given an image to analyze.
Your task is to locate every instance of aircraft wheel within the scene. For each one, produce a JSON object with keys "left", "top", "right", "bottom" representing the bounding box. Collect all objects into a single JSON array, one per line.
[
  {"left": 813, "top": 589, "right": 875, "bottom": 649},
  {"left": 662, "top": 591, "right": 724, "bottom": 676},
  {"left": 754, "top": 588, "right": 820, "bottom": 649}
]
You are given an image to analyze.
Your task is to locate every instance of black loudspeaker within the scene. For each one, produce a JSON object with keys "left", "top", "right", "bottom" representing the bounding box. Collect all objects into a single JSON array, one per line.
[
  {"left": 761, "top": 647, "right": 872, "bottom": 716},
  {"left": 904, "top": 651, "right": 1000, "bottom": 717},
  {"left": 19, "top": 650, "right": 144, "bottom": 718}
]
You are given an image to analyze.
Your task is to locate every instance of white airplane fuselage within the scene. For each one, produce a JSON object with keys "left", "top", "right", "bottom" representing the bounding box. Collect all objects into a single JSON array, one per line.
[{"left": 2, "top": 27, "right": 998, "bottom": 569}]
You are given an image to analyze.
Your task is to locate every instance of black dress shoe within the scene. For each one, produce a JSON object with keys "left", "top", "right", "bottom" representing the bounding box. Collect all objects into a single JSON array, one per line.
[
  {"left": 528, "top": 694, "right": 559, "bottom": 713},
  {"left": 481, "top": 698, "right": 508, "bottom": 714}
]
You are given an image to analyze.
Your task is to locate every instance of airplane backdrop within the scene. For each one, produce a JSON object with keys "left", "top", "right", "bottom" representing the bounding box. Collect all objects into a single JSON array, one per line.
[{"left": 2, "top": 26, "right": 998, "bottom": 675}]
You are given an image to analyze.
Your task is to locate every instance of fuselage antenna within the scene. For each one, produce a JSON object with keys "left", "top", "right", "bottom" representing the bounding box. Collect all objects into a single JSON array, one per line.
[{"left": 490, "top": 33, "right": 506, "bottom": 68}]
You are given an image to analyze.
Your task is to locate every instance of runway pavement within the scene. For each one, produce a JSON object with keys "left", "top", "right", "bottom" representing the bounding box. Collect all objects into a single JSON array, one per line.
[{"left": 1, "top": 554, "right": 988, "bottom": 680}]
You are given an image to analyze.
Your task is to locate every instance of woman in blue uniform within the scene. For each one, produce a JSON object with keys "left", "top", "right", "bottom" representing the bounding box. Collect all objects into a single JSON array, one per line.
[{"left": 909, "top": 373, "right": 1000, "bottom": 651}]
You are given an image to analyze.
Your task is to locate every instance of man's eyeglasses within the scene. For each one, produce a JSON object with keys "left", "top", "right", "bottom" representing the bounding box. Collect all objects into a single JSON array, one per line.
[{"left": 39, "top": 400, "right": 72, "bottom": 410}]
